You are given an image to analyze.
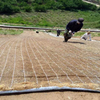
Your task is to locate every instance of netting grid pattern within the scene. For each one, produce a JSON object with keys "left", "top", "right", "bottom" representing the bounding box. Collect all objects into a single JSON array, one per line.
[{"left": 0, "top": 30, "right": 100, "bottom": 91}]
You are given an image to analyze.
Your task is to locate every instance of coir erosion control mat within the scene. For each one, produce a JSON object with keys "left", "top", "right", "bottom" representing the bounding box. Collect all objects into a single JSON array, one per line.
[{"left": 0, "top": 30, "right": 100, "bottom": 94}]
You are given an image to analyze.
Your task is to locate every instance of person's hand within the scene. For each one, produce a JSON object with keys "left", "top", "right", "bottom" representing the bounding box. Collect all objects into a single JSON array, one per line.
[
  {"left": 71, "top": 32, "right": 75, "bottom": 36},
  {"left": 72, "top": 31, "right": 75, "bottom": 34}
]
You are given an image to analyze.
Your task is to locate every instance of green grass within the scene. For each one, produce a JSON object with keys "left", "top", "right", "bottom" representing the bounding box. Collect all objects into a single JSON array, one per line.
[
  {"left": 73, "top": 32, "right": 100, "bottom": 37},
  {"left": 91, "top": 32, "right": 100, "bottom": 37},
  {"left": 0, "top": 10, "right": 100, "bottom": 29},
  {"left": 53, "top": 30, "right": 100, "bottom": 37},
  {"left": 0, "top": 28, "right": 23, "bottom": 35},
  {"left": 0, "top": 10, "right": 100, "bottom": 35}
]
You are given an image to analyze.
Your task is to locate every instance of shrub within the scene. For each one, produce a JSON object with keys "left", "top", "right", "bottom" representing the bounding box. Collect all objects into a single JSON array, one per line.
[
  {"left": 0, "top": 3, "right": 14, "bottom": 13},
  {"left": 12, "top": 6, "right": 20, "bottom": 13},
  {"left": 17, "top": 0, "right": 28, "bottom": 2},
  {"left": 34, "top": 5, "right": 47, "bottom": 12},
  {"left": 0, "top": 2, "right": 20, "bottom": 14},
  {"left": 23, "top": 6, "right": 32, "bottom": 12},
  {"left": 0, "top": 0, "right": 99, "bottom": 14},
  {"left": 97, "top": 7, "right": 100, "bottom": 13},
  {"left": 18, "top": 1, "right": 28, "bottom": 7}
]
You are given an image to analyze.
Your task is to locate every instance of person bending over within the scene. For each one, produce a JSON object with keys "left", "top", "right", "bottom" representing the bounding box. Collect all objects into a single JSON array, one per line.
[
  {"left": 81, "top": 31, "right": 91, "bottom": 41},
  {"left": 64, "top": 18, "right": 84, "bottom": 42}
]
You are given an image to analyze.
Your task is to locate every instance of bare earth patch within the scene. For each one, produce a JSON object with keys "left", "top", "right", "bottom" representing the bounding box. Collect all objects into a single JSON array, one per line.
[{"left": 0, "top": 30, "right": 100, "bottom": 99}]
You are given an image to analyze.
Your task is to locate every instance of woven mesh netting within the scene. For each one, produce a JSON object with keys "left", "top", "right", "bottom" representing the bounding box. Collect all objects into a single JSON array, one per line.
[{"left": 0, "top": 30, "right": 100, "bottom": 92}]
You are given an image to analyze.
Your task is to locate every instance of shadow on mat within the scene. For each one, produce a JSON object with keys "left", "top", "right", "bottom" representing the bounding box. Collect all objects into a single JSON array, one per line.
[{"left": 68, "top": 41, "right": 85, "bottom": 44}]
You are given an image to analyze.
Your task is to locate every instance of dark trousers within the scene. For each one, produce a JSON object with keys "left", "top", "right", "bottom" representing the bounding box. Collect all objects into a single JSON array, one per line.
[
  {"left": 57, "top": 30, "right": 61, "bottom": 36},
  {"left": 64, "top": 30, "right": 72, "bottom": 42}
]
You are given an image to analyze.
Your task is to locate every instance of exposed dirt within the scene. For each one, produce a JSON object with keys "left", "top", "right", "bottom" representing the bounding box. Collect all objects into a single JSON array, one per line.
[
  {"left": 82, "top": 0, "right": 100, "bottom": 7},
  {"left": 0, "top": 30, "right": 100, "bottom": 99}
]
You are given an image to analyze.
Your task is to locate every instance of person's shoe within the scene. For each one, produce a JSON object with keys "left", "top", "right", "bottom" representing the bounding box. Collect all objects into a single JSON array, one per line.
[{"left": 63, "top": 39, "right": 68, "bottom": 42}]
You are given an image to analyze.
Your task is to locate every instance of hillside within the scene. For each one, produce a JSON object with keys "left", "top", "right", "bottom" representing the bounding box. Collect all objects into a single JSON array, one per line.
[
  {"left": 0, "top": 0, "right": 98, "bottom": 14},
  {"left": 0, "top": 0, "right": 100, "bottom": 29},
  {"left": 0, "top": 10, "right": 100, "bottom": 29}
]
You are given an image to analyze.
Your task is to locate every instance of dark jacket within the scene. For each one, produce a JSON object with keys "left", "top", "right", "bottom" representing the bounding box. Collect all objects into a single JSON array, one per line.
[{"left": 66, "top": 20, "right": 83, "bottom": 32}]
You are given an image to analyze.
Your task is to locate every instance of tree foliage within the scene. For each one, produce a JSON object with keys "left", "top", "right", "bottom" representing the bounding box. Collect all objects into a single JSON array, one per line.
[{"left": 0, "top": 0, "right": 98, "bottom": 14}]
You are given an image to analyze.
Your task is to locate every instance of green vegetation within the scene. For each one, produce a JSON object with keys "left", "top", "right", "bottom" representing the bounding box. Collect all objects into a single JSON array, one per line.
[
  {"left": 73, "top": 32, "right": 85, "bottom": 37},
  {"left": 91, "top": 32, "right": 100, "bottom": 37},
  {"left": 59, "top": 31, "right": 100, "bottom": 37},
  {"left": 0, "top": 29, "right": 23, "bottom": 35},
  {"left": 0, "top": 0, "right": 100, "bottom": 33},
  {"left": 74, "top": 31, "right": 100, "bottom": 37},
  {"left": 59, "top": 31, "right": 85, "bottom": 37},
  {"left": 0, "top": 0, "right": 99, "bottom": 14},
  {"left": 0, "top": 10, "right": 100, "bottom": 29}
]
